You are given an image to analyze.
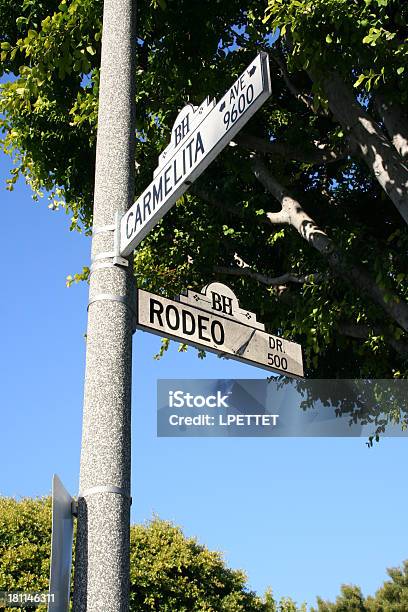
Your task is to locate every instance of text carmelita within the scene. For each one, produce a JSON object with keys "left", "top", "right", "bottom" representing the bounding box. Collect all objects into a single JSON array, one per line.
[{"left": 125, "top": 131, "right": 205, "bottom": 240}]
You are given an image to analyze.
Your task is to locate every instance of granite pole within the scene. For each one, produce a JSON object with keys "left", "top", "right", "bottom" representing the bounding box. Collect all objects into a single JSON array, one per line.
[{"left": 72, "top": 0, "right": 137, "bottom": 609}]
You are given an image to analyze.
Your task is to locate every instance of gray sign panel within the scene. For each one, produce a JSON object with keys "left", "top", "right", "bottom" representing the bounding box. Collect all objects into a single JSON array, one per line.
[
  {"left": 136, "top": 283, "right": 304, "bottom": 378},
  {"left": 120, "top": 53, "right": 272, "bottom": 255},
  {"left": 48, "top": 475, "right": 74, "bottom": 612}
]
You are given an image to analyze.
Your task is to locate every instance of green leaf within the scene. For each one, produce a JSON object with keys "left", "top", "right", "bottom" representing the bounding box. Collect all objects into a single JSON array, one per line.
[{"left": 354, "top": 73, "right": 366, "bottom": 88}]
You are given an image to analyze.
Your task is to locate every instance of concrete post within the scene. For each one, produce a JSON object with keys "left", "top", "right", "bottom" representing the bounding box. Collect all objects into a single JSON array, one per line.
[{"left": 72, "top": 0, "right": 137, "bottom": 609}]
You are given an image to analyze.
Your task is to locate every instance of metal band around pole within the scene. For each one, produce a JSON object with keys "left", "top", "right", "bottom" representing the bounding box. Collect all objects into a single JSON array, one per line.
[
  {"left": 79, "top": 485, "right": 132, "bottom": 504},
  {"left": 87, "top": 293, "right": 135, "bottom": 312},
  {"left": 90, "top": 261, "right": 120, "bottom": 274},
  {"left": 87, "top": 293, "right": 137, "bottom": 331}
]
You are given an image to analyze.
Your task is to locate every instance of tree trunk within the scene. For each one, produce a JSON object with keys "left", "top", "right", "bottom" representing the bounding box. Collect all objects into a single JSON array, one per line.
[
  {"left": 321, "top": 71, "right": 408, "bottom": 226},
  {"left": 374, "top": 93, "right": 408, "bottom": 161},
  {"left": 251, "top": 156, "right": 408, "bottom": 333}
]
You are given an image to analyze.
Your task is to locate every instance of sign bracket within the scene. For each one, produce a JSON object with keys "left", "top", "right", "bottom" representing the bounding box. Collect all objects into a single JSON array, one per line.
[
  {"left": 113, "top": 211, "right": 128, "bottom": 267},
  {"left": 71, "top": 500, "right": 78, "bottom": 518},
  {"left": 91, "top": 223, "right": 116, "bottom": 236},
  {"left": 91, "top": 211, "right": 129, "bottom": 271}
]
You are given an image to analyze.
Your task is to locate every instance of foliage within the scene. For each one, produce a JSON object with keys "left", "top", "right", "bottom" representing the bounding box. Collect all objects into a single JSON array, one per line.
[
  {"left": 313, "top": 561, "right": 408, "bottom": 611},
  {"left": 264, "top": 0, "right": 408, "bottom": 94},
  {"left": 1, "top": 0, "right": 407, "bottom": 381},
  {"left": 130, "top": 519, "right": 266, "bottom": 611},
  {"left": 314, "top": 584, "right": 367, "bottom": 611},
  {"left": 0, "top": 497, "right": 52, "bottom": 612},
  {"left": 0, "top": 497, "right": 305, "bottom": 611},
  {"left": 1, "top": 497, "right": 408, "bottom": 610},
  {"left": 366, "top": 561, "right": 408, "bottom": 611},
  {"left": 275, "top": 378, "right": 408, "bottom": 443}
]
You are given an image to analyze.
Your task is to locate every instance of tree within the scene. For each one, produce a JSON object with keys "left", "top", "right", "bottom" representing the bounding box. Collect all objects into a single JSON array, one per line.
[
  {"left": 0, "top": 497, "right": 51, "bottom": 611},
  {"left": 1, "top": 497, "right": 407, "bottom": 611},
  {"left": 129, "top": 519, "right": 278, "bottom": 611},
  {"left": 314, "top": 585, "right": 367, "bottom": 612},
  {"left": 0, "top": 496, "right": 306, "bottom": 611},
  {"left": 0, "top": 0, "right": 407, "bottom": 379},
  {"left": 313, "top": 561, "right": 408, "bottom": 611},
  {"left": 366, "top": 560, "right": 408, "bottom": 611}
]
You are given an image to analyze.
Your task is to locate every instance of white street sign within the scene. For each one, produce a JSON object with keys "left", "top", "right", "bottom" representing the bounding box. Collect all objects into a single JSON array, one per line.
[
  {"left": 120, "top": 53, "right": 271, "bottom": 255},
  {"left": 136, "top": 282, "right": 304, "bottom": 378}
]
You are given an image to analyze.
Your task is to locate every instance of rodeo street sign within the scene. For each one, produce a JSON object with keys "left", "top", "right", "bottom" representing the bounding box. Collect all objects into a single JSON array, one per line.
[{"left": 135, "top": 282, "right": 304, "bottom": 378}]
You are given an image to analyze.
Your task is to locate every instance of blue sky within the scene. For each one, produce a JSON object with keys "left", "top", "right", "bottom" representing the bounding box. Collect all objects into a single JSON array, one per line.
[{"left": 1, "top": 146, "right": 407, "bottom": 609}]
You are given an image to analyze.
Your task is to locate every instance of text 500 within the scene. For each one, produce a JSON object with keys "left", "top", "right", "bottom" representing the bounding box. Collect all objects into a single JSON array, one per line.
[{"left": 268, "top": 353, "right": 288, "bottom": 371}]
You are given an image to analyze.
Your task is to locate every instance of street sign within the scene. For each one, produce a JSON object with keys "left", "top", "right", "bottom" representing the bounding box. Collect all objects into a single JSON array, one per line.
[
  {"left": 48, "top": 475, "right": 74, "bottom": 612},
  {"left": 120, "top": 53, "right": 271, "bottom": 255},
  {"left": 136, "top": 282, "right": 304, "bottom": 378}
]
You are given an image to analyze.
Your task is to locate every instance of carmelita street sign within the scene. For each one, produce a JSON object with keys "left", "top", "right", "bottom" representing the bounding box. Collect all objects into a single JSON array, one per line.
[
  {"left": 136, "top": 282, "right": 304, "bottom": 378},
  {"left": 120, "top": 53, "right": 271, "bottom": 255}
]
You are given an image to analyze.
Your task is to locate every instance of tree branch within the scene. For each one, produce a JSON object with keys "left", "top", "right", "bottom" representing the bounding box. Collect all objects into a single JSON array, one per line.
[
  {"left": 269, "top": 50, "right": 317, "bottom": 113},
  {"left": 214, "top": 264, "right": 322, "bottom": 287},
  {"left": 190, "top": 184, "right": 272, "bottom": 229},
  {"left": 266, "top": 210, "right": 291, "bottom": 225},
  {"left": 251, "top": 155, "right": 408, "bottom": 333},
  {"left": 190, "top": 185, "right": 244, "bottom": 219},
  {"left": 374, "top": 93, "right": 408, "bottom": 161},
  {"left": 251, "top": 155, "right": 334, "bottom": 254},
  {"left": 318, "top": 70, "right": 408, "bottom": 226},
  {"left": 234, "top": 132, "right": 350, "bottom": 165},
  {"left": 338, "top": 322, "right": 408, "bottom": 360}
]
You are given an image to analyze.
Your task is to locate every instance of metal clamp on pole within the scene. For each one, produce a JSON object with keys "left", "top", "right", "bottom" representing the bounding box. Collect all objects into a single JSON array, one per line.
[
  {"left": 113, "top": 211, "right": 129, "bottom": 267},
  {"left": 71, "top": 499, "right": 78, "bottom": 518},
  {"left": 78, "top": 485, "right": 132, "bottom": 506},
  {"left": 88, "top": 293, "right": 137, "bottom": 332},
  {"left": 90, "top": 212, "right": 129, "bottom": 273}
]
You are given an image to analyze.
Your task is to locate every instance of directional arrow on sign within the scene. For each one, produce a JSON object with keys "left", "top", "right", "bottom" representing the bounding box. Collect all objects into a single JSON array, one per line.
[{"left": 120, "top": 52, "right": 272, "bottom": 256}]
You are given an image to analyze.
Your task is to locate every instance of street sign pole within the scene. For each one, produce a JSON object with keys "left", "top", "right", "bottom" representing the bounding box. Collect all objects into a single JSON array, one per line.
[{"left": 72, "top": 0, "right": 137, "bottom": 609}]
